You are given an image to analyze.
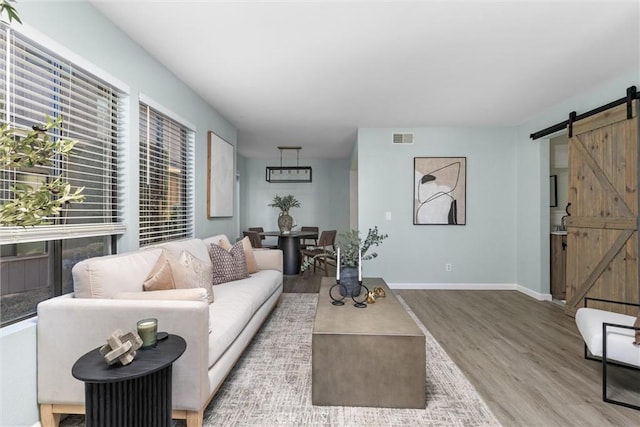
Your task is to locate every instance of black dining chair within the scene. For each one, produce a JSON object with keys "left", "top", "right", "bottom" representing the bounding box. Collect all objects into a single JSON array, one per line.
[
  {"left": 300, "top": 226, "right": 319, "bottom": 250},
  {"left": 243, "top": 230, "right": 263, "bottom": 248},
  {"left": 300, "top": 230, "right": 337, "bottom": 276},
  {"left": 248, "top": 227, "right": 278, "bottom": 249}
]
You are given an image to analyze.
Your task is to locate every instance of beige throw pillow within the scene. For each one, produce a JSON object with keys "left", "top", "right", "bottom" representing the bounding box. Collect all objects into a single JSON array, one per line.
[
  {"left": 217, "top": 239, "right": 232, "bottom": 251},
  {"left": 178, "top": 250, "right": 214, "bottom": 303},
  {"left": 143, "top": 251, "right": 176, "bottom": 291},
  {"left": 209, "top": 241, "right": 249, "bottom": 285},
  {"left": 143, "top": 250, "right": 214, "bottom": 303},
  {"left": 240, "top": 237, "right": 258, "bottom": 274}
]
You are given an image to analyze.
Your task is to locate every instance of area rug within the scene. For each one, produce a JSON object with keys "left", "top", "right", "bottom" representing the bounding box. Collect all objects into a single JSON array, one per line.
[
  {"left": 62, "top": 293, "right": 501, "bottom": 426},
  {"left": 201, "top": 293, "right": 499, "bottom": 426}
]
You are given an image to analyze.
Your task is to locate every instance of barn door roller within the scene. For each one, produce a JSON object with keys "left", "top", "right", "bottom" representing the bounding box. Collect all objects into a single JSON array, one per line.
[{"left": 531, "top": 86, "right": 640, "bottom": 140}]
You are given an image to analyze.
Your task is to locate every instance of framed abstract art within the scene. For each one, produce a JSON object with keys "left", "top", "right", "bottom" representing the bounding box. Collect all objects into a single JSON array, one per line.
[
  {"left": 207, "top": 131, "right": 234, "bottom": 217},
  {"left": 414, "top": 157, "right": 466, "bottom": 225}
]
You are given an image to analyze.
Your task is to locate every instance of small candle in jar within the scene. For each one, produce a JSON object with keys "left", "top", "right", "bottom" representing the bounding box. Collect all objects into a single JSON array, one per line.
[{"left": 137, "top": 318, "right": 158, "bottom": 349}]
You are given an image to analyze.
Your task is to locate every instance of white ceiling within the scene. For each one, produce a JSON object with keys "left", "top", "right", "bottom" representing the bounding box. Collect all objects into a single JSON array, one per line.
[{"left": 90, "top": 0, "right": 640, "bottom": 159}]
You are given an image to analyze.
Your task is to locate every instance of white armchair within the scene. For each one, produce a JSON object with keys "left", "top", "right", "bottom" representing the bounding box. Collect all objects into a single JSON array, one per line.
[{"left": 575, "top": 297, "right": 640, "bottom": 411}]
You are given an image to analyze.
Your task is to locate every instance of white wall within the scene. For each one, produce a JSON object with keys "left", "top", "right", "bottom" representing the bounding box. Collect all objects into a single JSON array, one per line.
[
  {"left": 356, "top": 127, "right": 518, "bottom": 285},
  {"left": 1, "top": 2, "right": 238, "bottom": 426}
]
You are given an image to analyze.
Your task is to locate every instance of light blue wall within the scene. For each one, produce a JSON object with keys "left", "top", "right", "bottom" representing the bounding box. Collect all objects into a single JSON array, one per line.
[
  {"left": 0, "top": 319, "right": 38, "bottom": 427},
  {"left": 2, "top": 2, "right": 238, "bottom": 426},
  {"left": 515, "top": 68, "right": 640, "bottom": 295},
  {"left": 239, "top": 157, "right": 351, "bottom": 245},
  {"left": 356, "top": 127, "right": 518, "bottom": 284}
]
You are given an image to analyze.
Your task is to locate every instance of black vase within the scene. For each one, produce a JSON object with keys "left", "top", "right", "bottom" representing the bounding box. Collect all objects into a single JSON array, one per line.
[{"left": 339, "top": 266, "right": 361, "bottom": 297}]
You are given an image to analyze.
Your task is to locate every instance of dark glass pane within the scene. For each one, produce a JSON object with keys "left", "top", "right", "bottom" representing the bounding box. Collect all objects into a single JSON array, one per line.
[
  {"left": 0, "top": 242, "right": 51, "bottom": 326},
  {"left": 61, "top": 236, "right": 110, "bottom": 295},
  {"left": 0, "top": 236, "right": 111, "bottom": 326}
]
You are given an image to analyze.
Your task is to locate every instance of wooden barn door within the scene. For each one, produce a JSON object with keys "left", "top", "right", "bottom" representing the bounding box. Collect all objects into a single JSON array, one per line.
[{"left": 565, "top": 102, "right": 640, "bottom": 316}]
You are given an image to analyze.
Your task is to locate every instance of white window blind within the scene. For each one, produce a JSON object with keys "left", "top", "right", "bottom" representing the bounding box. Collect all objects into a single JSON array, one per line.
[
  {"left": 0, "top": 24, "right": 125, "bottom": 243},
  {"left": 139, "top": 102, "right": 193, "bottom": 246}
]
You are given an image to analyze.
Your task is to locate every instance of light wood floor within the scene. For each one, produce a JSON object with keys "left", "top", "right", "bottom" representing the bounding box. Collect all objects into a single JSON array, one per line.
[{"left": 285, "top": 273, "right": 640, "bottom": 426}]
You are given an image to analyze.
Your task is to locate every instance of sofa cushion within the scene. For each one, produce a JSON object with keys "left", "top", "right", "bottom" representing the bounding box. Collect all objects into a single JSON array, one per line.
[
  {"left": 158, "top": 238, "right": 212, "bottom": 269},
  {"left": 209, "top": 241, "right": 249, "bottom": 285},
  {"left": 207, "top": 269, "right": 282, "bottom": 367},
  {"left": 73, "top": 248, "right": 163, "bottom": 298},
  {"left": 202, "top": 234, "right": 231, "bottom": 248},
  {"left": 113, "top": 288, "right": 208, "bottom": 302}
]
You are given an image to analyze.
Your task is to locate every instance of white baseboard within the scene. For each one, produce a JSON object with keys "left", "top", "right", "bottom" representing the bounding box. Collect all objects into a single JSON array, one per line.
[
  {"left": 388, "top": 282, "right": 553, "bottom": 301},
  {"left": 516, "top": 284, "right": 552, "bottom": 301}
]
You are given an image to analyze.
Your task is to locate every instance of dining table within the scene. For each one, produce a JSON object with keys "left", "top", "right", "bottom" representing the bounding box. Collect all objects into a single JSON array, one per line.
[{"left": 259, "top": 230, "right": 318, "bottom": 275}]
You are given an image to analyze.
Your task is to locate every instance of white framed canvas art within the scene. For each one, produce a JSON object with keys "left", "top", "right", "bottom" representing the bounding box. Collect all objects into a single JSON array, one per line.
[{"left": 207, "top": 131, "right": 234, "bottom": 217}]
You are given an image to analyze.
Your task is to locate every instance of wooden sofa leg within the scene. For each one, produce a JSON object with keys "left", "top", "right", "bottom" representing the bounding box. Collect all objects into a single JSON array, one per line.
[
  {"left": 186, "top": 409, "right": 204, "bottom": 427},
  {"left": 39, "top": 404, "right": 60, "bottom": 427}
]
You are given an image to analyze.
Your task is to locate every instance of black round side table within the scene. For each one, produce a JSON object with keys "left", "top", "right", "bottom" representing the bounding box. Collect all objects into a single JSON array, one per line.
[{"left": 72, "top": 334, "right": 186, "bottom": 427}]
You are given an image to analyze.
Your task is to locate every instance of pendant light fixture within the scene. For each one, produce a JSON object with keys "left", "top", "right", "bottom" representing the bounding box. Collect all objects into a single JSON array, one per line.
[{"left": 266, "top": 146, "right": 312, "bottom": 183}]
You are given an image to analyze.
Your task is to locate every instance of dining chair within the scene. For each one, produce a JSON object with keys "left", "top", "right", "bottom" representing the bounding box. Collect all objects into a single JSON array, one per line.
[
  {"left": 243, "top": 230, "right": 263, "bottom": 248},
  {"left": 300, "top": 230, "right": 337, "bottom": 276},
  {"left": 248, "top": 227, "right": 278, "bottom": 249},
  {"left": 300, "top": 226, "right": 319, "bottom": 250}
]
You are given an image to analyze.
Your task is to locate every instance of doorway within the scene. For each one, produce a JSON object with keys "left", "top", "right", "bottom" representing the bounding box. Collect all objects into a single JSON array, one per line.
[{"left": 550, "top": 134, "right": 569, "bottom": 304}]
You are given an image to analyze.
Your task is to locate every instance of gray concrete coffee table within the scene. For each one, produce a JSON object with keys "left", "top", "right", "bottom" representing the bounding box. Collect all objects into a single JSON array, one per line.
[{"left": 312, "top": 277, "right": 426, "bottom": 408}]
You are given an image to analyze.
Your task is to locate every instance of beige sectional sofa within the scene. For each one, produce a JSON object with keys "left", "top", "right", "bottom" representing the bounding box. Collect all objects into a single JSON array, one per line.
[{"left": 36, "top": 234, "right": 283, "bottom": 427}]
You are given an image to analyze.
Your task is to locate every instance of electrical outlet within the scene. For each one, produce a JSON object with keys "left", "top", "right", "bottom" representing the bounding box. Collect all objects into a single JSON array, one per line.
[
  {"left": 385, "top": 211, "right": 392, "bottom": 221},
  {"left": 445, "top": 263, "right": 452, "bottom": 272}
]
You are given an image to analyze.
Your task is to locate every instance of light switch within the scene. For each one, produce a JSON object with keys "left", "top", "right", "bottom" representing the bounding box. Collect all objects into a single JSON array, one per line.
[{"left": 385, "top": 211, "right": 392, "bottom": 220}]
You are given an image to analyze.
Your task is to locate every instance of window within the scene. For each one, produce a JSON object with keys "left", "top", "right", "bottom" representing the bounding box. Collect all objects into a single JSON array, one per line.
[
  {"left": 139, "top": 101, "right": 193, "bottom": 246},
  {"left": 0, "top": 24, "right": 126, "bottom": 326}
]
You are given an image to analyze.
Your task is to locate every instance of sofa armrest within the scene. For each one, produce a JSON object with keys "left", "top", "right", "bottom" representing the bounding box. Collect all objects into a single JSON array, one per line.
[
  {"left": 37, "top": 294, "right": 210, "bottom": 411},
  {"left": 253, "top": 248, "right": 283, "bottom": 272}
]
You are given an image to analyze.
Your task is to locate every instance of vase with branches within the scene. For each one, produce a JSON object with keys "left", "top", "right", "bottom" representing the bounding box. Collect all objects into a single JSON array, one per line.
[
  {"left": 268, "top": 194, "right": 300, "bottom": 234},
  {"left": 301, "top": 226, "right": 388, "bottom": 296}
]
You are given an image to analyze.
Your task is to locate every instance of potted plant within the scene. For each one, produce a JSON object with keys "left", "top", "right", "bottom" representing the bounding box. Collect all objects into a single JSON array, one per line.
[
  {"left": 268, "top": 194, "right": 300, "bottom": 234},
  {"left": 336, "top": 226, "right": 388, "bottom": 296},
  {"left": 0, "top": 116, "right": 84, "bottom": 226},
  {"left": 300, "top": 226, "right": 388, "bottom": 296}
]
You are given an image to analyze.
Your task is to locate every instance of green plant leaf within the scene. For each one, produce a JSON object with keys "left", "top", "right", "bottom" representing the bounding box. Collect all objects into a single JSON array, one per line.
[
  {"left": 0, "top": 115, "right": 85, "bottom": 226},
  {"left": 0, "top": 0, "right": 22, "bottom": 24}
]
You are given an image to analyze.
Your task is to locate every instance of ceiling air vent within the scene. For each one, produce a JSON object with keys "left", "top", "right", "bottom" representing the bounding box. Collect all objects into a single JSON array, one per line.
[{"left": 392, "top": 132, "right": 414, "bottom": 145}]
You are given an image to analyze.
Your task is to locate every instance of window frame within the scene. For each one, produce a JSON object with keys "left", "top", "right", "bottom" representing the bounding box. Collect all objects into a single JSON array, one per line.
[
  {"left": 0, "top": 23, "right": 129, "bottom": 327},
  {"left": 138, "top": 94, "right": 195, "bottom": 247}
]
